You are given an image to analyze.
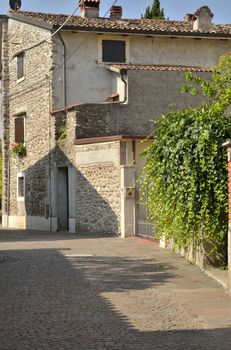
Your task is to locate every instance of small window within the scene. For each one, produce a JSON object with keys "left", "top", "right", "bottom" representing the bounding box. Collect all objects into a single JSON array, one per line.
[
  {"left": 17, "top": 53, "right": 24, "bottom": 80},
  {"left": 17, "top": 173, "right": 25, "bottom": 200},
  {"left": 15, "top": 114, "right": 25, "bottom": 144},
  {"left": 18, "top": 176, "right": 24, "bottom": 198},
  {"left": 102, "top": 40, "right": 126, "bottom": 63}
]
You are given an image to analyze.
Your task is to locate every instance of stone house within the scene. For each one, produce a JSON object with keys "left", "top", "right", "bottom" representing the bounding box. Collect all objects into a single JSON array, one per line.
[{"left": 1, "top": 2, "right": 231, "bottom": 237}]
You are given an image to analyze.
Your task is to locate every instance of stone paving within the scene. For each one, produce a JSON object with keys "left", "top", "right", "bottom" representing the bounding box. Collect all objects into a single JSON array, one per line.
[{"left": 0, "top": 230, "right": 231, "bottom": 349}]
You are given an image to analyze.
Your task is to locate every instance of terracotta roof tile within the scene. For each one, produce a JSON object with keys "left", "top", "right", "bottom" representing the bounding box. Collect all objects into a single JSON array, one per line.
[
  {"left": 108, "top": 64, "right": 211, "bottom": 73},
  {"left": 9, "top": 10, "right": 231, "bottom": 37}
]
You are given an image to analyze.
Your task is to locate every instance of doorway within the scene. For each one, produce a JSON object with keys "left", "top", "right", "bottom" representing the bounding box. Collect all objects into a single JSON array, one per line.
[
  {"left": 57, "top": 167, "right": 69, "bottom": 231},
  {"left": 135, "top": 140, "right": 157, "bottom": 239}
]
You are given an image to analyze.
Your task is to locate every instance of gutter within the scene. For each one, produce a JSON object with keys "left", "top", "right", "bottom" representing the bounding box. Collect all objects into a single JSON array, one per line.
[
  {"left": 58, "top": 32, "right": 67, "bottom": 108},
  {"left": 120, "top": 68, "right": 127, "bottom": 104},
  {"left": 55, "top": 26, "right": 231, "bottom": 40}
]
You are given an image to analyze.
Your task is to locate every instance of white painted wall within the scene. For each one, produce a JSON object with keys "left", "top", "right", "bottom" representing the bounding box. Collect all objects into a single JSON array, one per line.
[
  {"left": 52, "top": 31, "right": 231, "bottom": 109},
  {"left": 129, "top": 35, "right": 231, "bottom": 67},
  {"left": 53, "top": 32, "right": 116, "bottom": 108}
]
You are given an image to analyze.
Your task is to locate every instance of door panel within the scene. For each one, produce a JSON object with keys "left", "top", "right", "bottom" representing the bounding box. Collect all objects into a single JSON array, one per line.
[
  {"left": 57, "top": 167, "right": 69, "bottom": 231},
  {"left": 136, "top": 141, "right": 157, "bottom": 239}
]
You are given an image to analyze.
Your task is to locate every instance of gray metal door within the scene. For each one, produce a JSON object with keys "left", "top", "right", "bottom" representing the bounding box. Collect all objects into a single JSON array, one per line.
[
  {"left": 57, "top": 167, "right": 69, "bottom": 231},
  {"left": 137, "top": 184, "right": 156, "bottom": 239}
]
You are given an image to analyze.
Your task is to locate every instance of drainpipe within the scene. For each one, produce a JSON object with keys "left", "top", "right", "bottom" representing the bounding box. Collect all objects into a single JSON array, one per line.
[
  {"left": 120, "top": 69, "right": 127, "bottom": 104},
  {"left": 58, "top": 32, "right": 67, "bottom": 108},
  {"left": 6, "top": 157, "right": 10, "bottom": 227}
]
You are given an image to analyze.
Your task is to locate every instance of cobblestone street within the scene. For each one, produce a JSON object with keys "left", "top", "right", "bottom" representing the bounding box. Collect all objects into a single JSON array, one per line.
[{"left": 0, "top": 230, "right": 231, "bottom": 349}]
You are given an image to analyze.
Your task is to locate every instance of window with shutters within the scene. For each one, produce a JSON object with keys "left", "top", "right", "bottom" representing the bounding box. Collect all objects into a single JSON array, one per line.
[
  {"left": 102, "top": 40, "right": 126, "bottom": 63},
  {"left": 14, "top": 114, "right": 25, "bottom": 144},
  {"left": 17, "top": 53, "right": 24, "bottom": 80}
]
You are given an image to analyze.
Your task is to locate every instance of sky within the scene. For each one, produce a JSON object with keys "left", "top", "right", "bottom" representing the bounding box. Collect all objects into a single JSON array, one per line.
[{"left": 0, "top": 0, "right": 231, "bottom": 24}]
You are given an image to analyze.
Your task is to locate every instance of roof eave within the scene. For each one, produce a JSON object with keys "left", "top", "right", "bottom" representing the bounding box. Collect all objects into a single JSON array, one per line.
[
  {"left": 56, "top": 25, "right": 231, "bottom": 39},
  {"left": 8, "top": 11, "right": 54, "bottom": 31},
  {"left": 74, "top": 135, "right": 154, "bottom": 145}
]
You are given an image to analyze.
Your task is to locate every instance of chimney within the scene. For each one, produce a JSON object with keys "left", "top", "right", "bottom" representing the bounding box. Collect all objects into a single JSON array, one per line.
[
  {"left": 79, "top": 0, "right": 100, "bottom": 18},
  {"left": 193, "top": 6, "right": 214, "bottom": 31},
  {"left": 184, "top": 13, "right": 195, "bottom": 22},
  {"left": 110, "top": 6, "right": 123, "bottom": 19}
]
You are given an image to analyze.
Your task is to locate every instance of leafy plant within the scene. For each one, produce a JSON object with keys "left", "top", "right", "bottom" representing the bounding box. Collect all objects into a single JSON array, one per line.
[
  {"left": 57, "top": 122, "right": 67, "bottom": 141},
  {"left": 0, "top": 139, "right": 2, "bottom": 208},
  {"left": 11, "top": 143, "right": 27, "bottom": 157},
  {"left": 141, "top": 56, "right": 231, "bottom": 265},
  {"left": 142, "top": 0, "right": 165, "bottom": 19}
]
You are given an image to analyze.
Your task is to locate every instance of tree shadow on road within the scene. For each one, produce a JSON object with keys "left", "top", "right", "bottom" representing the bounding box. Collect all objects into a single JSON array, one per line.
[
  {"left": 0, "top": 248, "right": 230, "bottom": 349},
  {"left": 0, "top": 228, "right": 117, "bottom": 243}
]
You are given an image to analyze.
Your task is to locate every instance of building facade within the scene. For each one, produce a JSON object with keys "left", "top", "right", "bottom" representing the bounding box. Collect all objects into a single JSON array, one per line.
[{"left": 1, "top": 2, "right": 231, "bottom": 236}]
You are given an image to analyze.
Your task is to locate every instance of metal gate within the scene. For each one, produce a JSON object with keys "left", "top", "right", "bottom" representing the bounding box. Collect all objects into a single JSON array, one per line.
[{"left": 137, "top": 184, "right": 157, "bottom": 239}]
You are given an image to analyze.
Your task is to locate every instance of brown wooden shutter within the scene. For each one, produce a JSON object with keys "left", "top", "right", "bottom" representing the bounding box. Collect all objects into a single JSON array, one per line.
[
  {"left": 17, "top": 53, "right": 24, "bottom": 79},
  {"left": 15, "top": 116, "right": 24, "bottom": 144},
  {"left": 102, "top": 40, "right": 126, "bottom": 63}
]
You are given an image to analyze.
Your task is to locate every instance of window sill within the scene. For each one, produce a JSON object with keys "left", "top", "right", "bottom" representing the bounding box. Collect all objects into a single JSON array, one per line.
[
  {"left": 17, "top": 76, "right": 25, "bottom": 84},
  {"left": 17, "top": 197, "right": 25, "bottom": 202},
  {"left": 98, "top": 61, "right": 127, "bottom": 65}
]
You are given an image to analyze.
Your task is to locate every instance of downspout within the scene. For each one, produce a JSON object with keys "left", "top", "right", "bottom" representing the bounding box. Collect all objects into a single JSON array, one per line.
[
  {"left": 58, "top": 32, "right": 67, "bottom": 108},
  {"left": 6, "top": 157, "right": 10, "bottom": 227},
  {"left": 120, "top": 69, "right": 127, "bottom": 104}
]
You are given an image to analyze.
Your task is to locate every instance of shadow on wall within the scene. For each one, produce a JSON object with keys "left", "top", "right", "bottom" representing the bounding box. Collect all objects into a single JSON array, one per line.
[
  {"left": 12, "top": 144, "right": 119, "bottom": 235},
  {"left": 0, "top": 247, "right": 230, "bottom": 349}
]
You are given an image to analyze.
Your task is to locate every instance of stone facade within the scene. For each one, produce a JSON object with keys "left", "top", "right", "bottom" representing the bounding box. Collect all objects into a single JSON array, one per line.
[
  {"left": 1, "top": 19, "right": 10, "bottom": 217},
  {"left": 1, "top": 10, "right": 231, "bottom": 238},
  {"left": 2, "top": 19, "right": 54, "bottom": 228},
  {"left": 75, "top": 142, "right": 121, "bottom": 234}
]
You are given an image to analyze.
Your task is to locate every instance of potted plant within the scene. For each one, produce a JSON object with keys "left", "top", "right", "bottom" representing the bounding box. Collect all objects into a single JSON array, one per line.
[{"left": 10, "top": 143, "right": 27, "bottom": 157}]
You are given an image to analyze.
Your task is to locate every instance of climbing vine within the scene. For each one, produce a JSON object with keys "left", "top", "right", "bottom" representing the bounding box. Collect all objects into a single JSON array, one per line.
[{"left": 141, "top": 56, "right": 231, "bottom": 264}]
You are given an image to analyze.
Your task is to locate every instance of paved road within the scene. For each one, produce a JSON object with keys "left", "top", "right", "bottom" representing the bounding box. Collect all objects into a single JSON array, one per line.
[{"left": 0, "top": 230, "right": 231, "bottom": 349}]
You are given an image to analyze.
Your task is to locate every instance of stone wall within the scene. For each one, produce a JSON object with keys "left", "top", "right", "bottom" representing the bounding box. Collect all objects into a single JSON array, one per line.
[
  {"left": 75, "top": 142, "right": 121, "bottom": 234},
  {"left": 3, "top": 19, "right": 54, "bottom": 222},
  {"left": 1, "top": 19, "right": 10, "bottom": 215},
  {"left": 50, "top": 111, "right": 122, "bottom": 234}
]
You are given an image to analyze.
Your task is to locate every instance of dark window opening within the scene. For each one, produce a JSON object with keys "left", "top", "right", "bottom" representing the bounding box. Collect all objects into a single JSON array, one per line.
[
  {"left": 102, "top": 40, "right": 126, "bottom": 63},
  {"left": 18, "top": 176, "right": 25, "bottom": 198},
  {"left": 15, "top": 115, "right": 25, "bottom": 144},
  {"left": 17, "top": 53, "right": 24, "bottom": 80}
]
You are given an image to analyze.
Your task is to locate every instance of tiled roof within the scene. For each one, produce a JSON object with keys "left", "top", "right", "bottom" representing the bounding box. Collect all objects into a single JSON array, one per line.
[
  {"left": 9, "top": 10, "right": 231, "bottom": 37},
  {"left": 108, "top": 64, "right": 211, "bottom": 73}
]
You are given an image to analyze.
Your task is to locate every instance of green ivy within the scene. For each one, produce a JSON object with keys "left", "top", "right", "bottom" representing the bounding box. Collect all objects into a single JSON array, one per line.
[
  {"left": 57, "top": 122, "right": 67, "bottom": 141},
  {"left": 141, "top": 56, "right": 231, "bottom": 264}
]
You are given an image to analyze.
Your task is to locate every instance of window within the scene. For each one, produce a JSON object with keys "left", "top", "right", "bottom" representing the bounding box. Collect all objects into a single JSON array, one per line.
[
  {"left": 14, "top": 114, "right": 25, "bottom": 144},
  {"left": 17, "top": 53, "right": 24, "bottom": 80},
  {"left": 17, "top": 173, "right": 25, "bottom": 201},
  {"left": 102, "top": 40, "right": 126, "bottom": 63}
]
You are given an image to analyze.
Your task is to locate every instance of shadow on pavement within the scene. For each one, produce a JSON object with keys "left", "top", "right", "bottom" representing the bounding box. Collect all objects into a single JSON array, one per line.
[
  {"left": 0, "top": 228, "right": 117, "bottom": 243},
  {"left": 0, "top": 247, "right": 230, "bottom": 349}
]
